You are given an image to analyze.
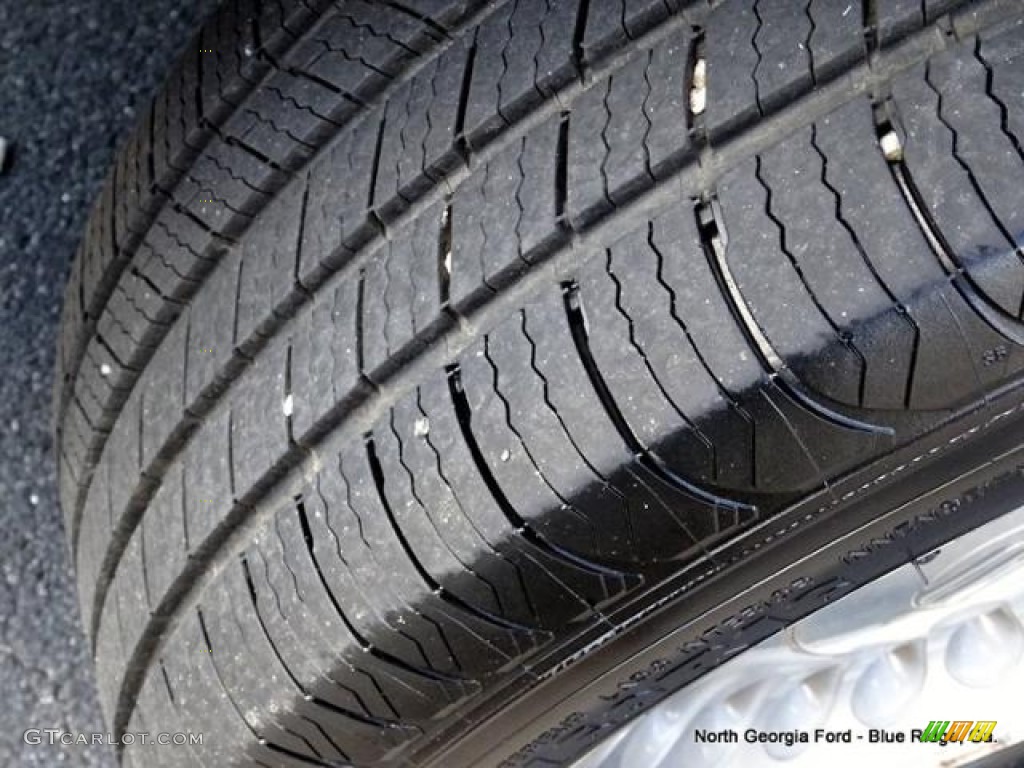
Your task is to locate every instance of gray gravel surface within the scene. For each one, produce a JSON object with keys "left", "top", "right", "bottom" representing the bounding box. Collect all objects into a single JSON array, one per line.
[{"left": 0, "top": 1, "right": 217, "bottom": 765}]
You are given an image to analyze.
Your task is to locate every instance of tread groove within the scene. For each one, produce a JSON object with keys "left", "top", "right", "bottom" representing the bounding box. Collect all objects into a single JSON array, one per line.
[
  {"left": 923, "top": 59, "right": 1024, "bottom": 273},
  {"left": 364, "top": 436, "right": 538, "bottom": 640},
  {"left": 562, "top": 281, "right": 752, "bottom": 514},
  {"left": 69, "top": 7, "right": 1024, "bottom": 761},
  {"left": 95, "top": 4, "right": 976, "bottom": 681},
  {"left": 295, "top": 491, "right": 469, "bottom": 685},
  {"left": 446, "top": 366, "right": 631, "bottom": 585},
  {"left": 808, "top": 123, "right": 923, "bottom": 408},
  {"left": 881, "top": 109, "right": 1024, "bottom": 345}
]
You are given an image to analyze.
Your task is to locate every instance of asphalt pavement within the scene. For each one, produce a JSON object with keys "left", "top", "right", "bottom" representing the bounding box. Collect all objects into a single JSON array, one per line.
[{"left": 0, "top": 1, "right": 216, "bottom": 764}]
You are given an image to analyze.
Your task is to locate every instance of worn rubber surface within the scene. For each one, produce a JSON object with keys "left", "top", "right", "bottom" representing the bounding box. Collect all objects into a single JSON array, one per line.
[{"left": 54, "top": 0, "right": 1024, "bottom": 765}]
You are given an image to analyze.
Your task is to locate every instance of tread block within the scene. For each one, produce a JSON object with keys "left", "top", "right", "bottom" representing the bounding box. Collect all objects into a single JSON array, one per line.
[
  {"left": 816, "top": 97, "right": 1010, "bottom": 408},
  {"left": 73, "top": 349, "right": 120, "bottom": 429},
  {"left": 751, "top": 0, "right": 814, "bottom": 110},
  {"left": 211, "top": 554, "right": 413, "bottom": 733},
  {"left": 878, "top": 0, "right": 923, "bottom": 43},
  {"left": 76, "top": 477, "right": 113, "bottom": 638},
  {"left": 463, "top": 0, "right": 578, "bottom": 146},
  {"left": 229, "top": 335, "right": 291, "bottom": 495},
  {"left": 808, "top": 0, "right": 865, "bottom": 80},
  {"left": 133, "top": 240, "right": 201, "bottom": 308},
  {"left": 450, "top": 138, "right": 528, "bottom": 309},
  {"left": 603, "top": 52, "right": 657, "bottom": 204},
  {"left": 521, "top": 288, "right": 725, "bottom": 550},
  {"left": 581, "top": 0, "right": 675, "bottom": 63},
  {"left": 371, "top": 413, "right": 507, "bottom": 616},
  {"left": 140, "top": 320, "right": 187, "bottom": 467},
  {"left": 299, "top": 470, "right": 458, "bottom": 671},
  {"left": 645, "top": 209, "right": 820, "bottom": 492},
  {"left": 417, "top": 372, "right": 632, "bottom": 618},
  {"left": 251, "top": 498, "right": 479, "bottom": 704},
  {"left": 79, "top": 181, "right": 115, "bottom": 301},
  {"left": 645, "top": 27, "right": 695, "bottom": 176},
  {"left": 387, "top": 388, "right": 544, "bottom": 624},
  {"left": 361, "top": 201, "right": 444, "bottom": 376},
  {"left": 186, "top": 146, "right": 276, "bottom": 219},
  {"left": 141, "top": 209, "right": 218, "bottom": 293},
  {"left": 130, "top": 664, "right": 203, "bottom": 767},
  {"left": 706, "top": 0, "right": 762, "bottom": 137},
  {"left": 59, "top": 399, "right": 92, "bottom": 496},
  {"left": 983, "top": 19, "right": 1024, "bottom": 149},
  {"left": 235, "top": 182, "right": 305, "bottom": 344},
  {"left": 579, "top": 229, "right": 748, "bottom": 488},
  {"left": 159, "top": 615, "right": 258, "bottom": 765},
  {"left": 114, "top": 527, "right": 151, "bottom": 660},
  {"left": 717, "top": 157, "right": 865, "bottom": 406},
  {"left": 291, "top": 277, "right": 363, "bottom": 441},
  {"left": 220, "top": 82, "right": 327, "bottom": 169},
  {"left": 297, "top": 110, "right": 382, "bottom": 286},
  {"left": 107, "top": 387, "right": 143, "bottom": 521},
  {"left": 173, "top": 174, "right": 254, "bottom": 238},
  {"left": 144, "top": 465, "right": 188, "bottom": 603},
  {"left": 196, "top": 571, "right": 387, "bottom": 764},
  {"left": 95, "top": 285, "right": 156, "bottom": 369},
  {"left": 112, "top": 141, "right": 143, "bottom": 252},
  {"left": 184, "top": 248, "right": 241, "bottom": 405},
  {"left": 928, "top": 40, "right": 1024, "bottom": 274},
  {"left": 289, "top": 2, "right": 430, "bottom": 98},
  {"left": 58, "top": 451, "right": 80, "bottom": 534},
  {"left": 517, "top": 113, "right": 562, "bottom": 257},
  {"left": 756, "top": 124, "right": 916, "bottom": 410},
  {"left": 337, "top": 440, "right": 535, "bottom": 671},
  {"left": 375, "top": 41, "right": 469, "bottom": 213},
  {"left": 94, "top": 593, "right": 126, "bottom": 726},
  {"left": 892, "top": 61, "right": 1024, "bottom": 318},
  {"left": 183, "top": 410, "right": 232, "bottom": 552},
  {"left": 457, "top": 338, "right": 614, "bottom": 561},
  {"left": 567, "top": 81, "right": 614, "bottom": 225}
]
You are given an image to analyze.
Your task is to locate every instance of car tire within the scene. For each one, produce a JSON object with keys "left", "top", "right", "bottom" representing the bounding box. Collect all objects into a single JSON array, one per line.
[{"left": 54, "top": 0, "right": 1024, "bottom": 765}]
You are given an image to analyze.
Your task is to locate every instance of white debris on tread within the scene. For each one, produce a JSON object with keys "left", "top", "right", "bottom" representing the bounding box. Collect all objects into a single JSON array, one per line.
[
  {"left": 440, "top": 206, "right": 453, "bottom": 280},
  {"left": 689, "top": 58, "right": 707, "bottom": 116},
  {"left": 880, "top": 130, "right": 904, "bottom": 162},
  {"left": 282, "top": 394, "right": 294, "bottom": 417},
  {"left": 414, "top": 417, "right": 430, "bottom": 437},
  {"left": 500, "top": 449, "right": 511, "bottom": 462},
  {"left": 29, "top": 494, "right": 39, "bottom": 507},
  {"left": 99, "top": 363, "right": 112, "bottom": 377}
]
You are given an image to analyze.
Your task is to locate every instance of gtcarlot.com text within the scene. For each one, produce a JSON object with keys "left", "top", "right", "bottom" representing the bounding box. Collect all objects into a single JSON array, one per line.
[{"left": 24, "top": 729, "right": 203, "bottom": 746}]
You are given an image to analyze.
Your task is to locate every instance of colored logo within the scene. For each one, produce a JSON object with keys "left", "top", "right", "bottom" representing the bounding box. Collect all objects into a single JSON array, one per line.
[{"left": 919, "top": 721, "right": 997, "bottom": 744}]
